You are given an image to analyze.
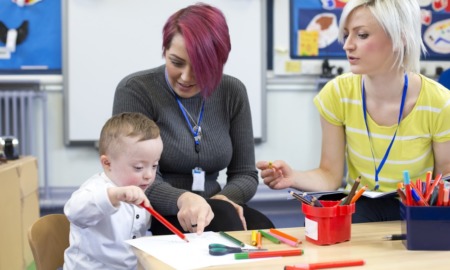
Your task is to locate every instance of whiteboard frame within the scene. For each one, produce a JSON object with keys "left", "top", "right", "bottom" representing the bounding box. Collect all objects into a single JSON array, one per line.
[{"left": 63, "top": 0, "right": 267, "bottom": 145}]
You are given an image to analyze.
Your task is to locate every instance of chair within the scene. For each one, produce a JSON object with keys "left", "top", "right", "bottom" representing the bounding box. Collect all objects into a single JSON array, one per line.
[
  {"left": 438, "top": 68, "right": 450, "bottom": 90},
  {"left": 28, "top": 214, "right": 70, "bottom": 270}
]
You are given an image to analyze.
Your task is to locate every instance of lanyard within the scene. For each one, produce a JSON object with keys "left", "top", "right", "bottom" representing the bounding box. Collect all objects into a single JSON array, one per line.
[
  {"left": 362, "top": 73, "right": 408, "bottom": 190},
  {"left": 165, "top": 69, "right": 205, "bottom": 153}
]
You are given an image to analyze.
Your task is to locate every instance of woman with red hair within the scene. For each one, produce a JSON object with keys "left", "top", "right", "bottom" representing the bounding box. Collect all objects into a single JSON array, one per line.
[{"left": 113, "top": 3, "right": 273, "bottom": 235}]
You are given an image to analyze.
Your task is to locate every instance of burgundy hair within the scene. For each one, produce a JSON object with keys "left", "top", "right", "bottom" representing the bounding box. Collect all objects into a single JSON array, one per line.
[{"left": 162, "top": 3, "right": 231, "bottom": 97}]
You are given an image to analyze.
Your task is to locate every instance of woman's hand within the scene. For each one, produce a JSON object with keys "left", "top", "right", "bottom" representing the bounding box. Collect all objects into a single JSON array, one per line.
[
  {"left": 210, "top": 194, "right": 247, "bottom": 230},
  {"left": 256, "top": 160, "right": 294, "bottom": 190},
  {"left": 177, "top": 192, "right": 214, "bottom": 234}
]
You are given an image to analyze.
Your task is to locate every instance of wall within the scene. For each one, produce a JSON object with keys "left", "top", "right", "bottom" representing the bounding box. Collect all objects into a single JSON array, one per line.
[{"left": 6, "top": 0, "right": 450, "bottom": 208}]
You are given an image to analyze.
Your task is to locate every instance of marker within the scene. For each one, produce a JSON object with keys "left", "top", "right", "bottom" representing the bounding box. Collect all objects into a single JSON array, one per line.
[
  {"left": 256, "top": 231, "right": 262, "bottom": 249},
  {"left": 403, "top": 171, "right": 413, "bottom": 206},
  {"left": 234, "top": 249, "right": 303, "bottom": 259},
  {"left": 269, "top": 228, "right": 301, "bottom": 244},
  {"left": 410, "top": 185, "right": 429, "bottom": 206},
  {"left": 383, "top": 234, "right": 406, "bottom": 240},
  {"left": 268, "top": 231, "right": 299, "bottom": 247},
  {"left": 350, "top": 185, "right": 367, "bottom": 204},
  {"left": 425, "top": 171, "right": 432, "bottom": 195},
  {"left": 139, "top": 202, "right": 188, "bottom": 243},
  {"left": 425, "top": 173, "right": 442, "bottom": 202},
  {"left": 258, "top": 230, "right": 281, "bottom": 244},
  {"left": 341, "top": 176, "right": 360, "bottom": 205},
  {"left": 284, "top": 259, "right": 365, "bottom": 270},
  {"left": 251, "top": 230, "right": 257, "bottom": 246},
  {"left": 219, "top": 231, "right": 245, "bottom": 247}
]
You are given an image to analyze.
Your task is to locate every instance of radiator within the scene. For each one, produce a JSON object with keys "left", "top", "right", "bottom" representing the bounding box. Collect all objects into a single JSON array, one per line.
[{"left": 0, "top": 86, "right": 49, "bottom": 198}]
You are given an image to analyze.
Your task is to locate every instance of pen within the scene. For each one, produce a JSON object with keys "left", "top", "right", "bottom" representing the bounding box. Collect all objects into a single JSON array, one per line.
[
  {"left": 258, "top": 230, "right": 281, "bottom": 244},
  {"left": 219, "top": 231, "right": 245, "bottom": 247},
  {"left": 383, "top": 234, "right": 406, "bottom": 240},
  {"left": 267, "top": 231, "right": 299, "bottom": 247},
  {"left": 234, "top": 249, "right": 303, "bottom": 259},
  {"left": 284, "top": 259, "right": 365, "bottom": 270},
  {"left": 139, "top": 202, "right": 189, "bottom": 243},
  {"left": 269, "top": 228, "right": 301, "bottom": 244}
]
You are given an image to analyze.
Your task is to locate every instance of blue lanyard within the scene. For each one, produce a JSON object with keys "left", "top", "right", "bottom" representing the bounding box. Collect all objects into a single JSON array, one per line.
[
  {"left": 165, "top": 69, "right": 205, "bottom": 153},
  {"left": 362, "top": 73, "right": 408, "bottom": 190}
]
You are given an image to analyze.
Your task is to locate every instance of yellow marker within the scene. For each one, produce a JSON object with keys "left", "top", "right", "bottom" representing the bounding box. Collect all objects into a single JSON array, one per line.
[
  {"left": 251, "top": 230, "right": 257, "bottom": 246},
  {"left": 268, "top": 162, "right": 273, "bottom": 169}
]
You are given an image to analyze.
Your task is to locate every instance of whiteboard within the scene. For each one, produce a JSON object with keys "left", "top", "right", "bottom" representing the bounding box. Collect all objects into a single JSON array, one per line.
[{"left": 63, "top": 0, "right": 266, "bottom": 144}]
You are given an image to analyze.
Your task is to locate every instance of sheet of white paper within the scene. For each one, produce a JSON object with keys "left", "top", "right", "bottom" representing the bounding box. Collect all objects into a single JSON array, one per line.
[{"left": 126, "top": 231, "right": 271, "bottom": 270}]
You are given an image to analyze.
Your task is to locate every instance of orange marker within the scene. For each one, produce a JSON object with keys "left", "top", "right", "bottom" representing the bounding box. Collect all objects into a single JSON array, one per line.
[
  {"left": 269, "top": 228, "right": 301, "bottom": 244},
  {"left": 425, "top": 173, "right": 442, "bottom": 202},
  {"left": 256, "top": 231, "right": 262, "bottom": 249},
  {"left": 350, "top": 185, "right": 367, "bottom": 204}
]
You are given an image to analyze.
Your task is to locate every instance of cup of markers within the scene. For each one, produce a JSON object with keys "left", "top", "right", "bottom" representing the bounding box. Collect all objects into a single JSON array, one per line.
[
  {"left": 301, "top": 200, "right": 355, "bottom": 245},
  {"left": 399, "top": 170, "right": 450, "bottom": 250},
  {"left": 292, "top": 177, "right": 362, "bottom": 245}
]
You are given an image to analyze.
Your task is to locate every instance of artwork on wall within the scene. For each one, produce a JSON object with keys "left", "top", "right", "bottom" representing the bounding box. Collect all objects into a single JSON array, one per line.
[
  {"left": 290, "top": 0, "right": 450, "bottom": 60},
  {"left": 0, "top": 0, "right": 61, "bottom": 74}
]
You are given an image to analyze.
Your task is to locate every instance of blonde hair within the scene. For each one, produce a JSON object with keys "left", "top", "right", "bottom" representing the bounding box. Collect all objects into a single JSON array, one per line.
[
  {"left": 98, "top": 112, "right": 160, "bottom": 156},
  {"left": 338, "top": 0, "right": 426, "bottom": 72}
]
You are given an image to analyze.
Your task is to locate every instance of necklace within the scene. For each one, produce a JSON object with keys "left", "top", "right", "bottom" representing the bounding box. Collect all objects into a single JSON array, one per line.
[
  {"left": 164, "top": 68, "right": 205, "bottom": 153},
  {"left": 178, "top": 101, "right": 203, "bottom": 137},
  {"left": 362, "top": 73, "right": 408, "bottom": 190}
]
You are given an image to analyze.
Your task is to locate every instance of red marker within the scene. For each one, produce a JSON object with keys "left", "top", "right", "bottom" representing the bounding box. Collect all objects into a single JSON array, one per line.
[
  {"left": 285, "top": 259, "right": 365, "bottom": 270},
  {"left": 234, "top": 249, "right": 303, "bottom": 259},
  {"left": 139, "top": 202, "right": 189, "bottom": 242}
]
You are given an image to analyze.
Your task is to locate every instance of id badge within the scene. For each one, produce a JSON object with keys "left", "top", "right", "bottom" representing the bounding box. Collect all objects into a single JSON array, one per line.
[{"left": 192, "top": 167, "right": 205, "bottom": 191}]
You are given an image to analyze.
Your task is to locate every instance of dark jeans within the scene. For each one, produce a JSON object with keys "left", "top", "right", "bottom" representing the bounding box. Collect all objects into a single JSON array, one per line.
[
  {"left": 315, "top": 193, "right": 401, "bottom": 223},
  {"left": 150, "top": 199, "right": 274, "bottom": 235},
  {"left": 352, "top": 196, "right": 401, "bottom": 223}
]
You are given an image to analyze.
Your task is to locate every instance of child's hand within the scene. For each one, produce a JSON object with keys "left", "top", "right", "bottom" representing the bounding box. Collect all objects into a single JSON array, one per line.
[{"left": 108, "top": 186, "right": 151, "bottom": 208}]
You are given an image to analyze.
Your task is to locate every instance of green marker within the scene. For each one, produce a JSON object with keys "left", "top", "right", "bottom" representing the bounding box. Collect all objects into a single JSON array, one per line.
[
  {"left": 219, "top": 231, "right": 245, "bottom": 247},
  {"left": 258, "top": 230, "right": 281, "bottom": 244}
]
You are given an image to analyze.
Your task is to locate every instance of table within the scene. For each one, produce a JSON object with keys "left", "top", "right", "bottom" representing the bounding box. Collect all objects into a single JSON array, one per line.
[{"left": 133, "top": 221, "right": 449, "bottom": 269}]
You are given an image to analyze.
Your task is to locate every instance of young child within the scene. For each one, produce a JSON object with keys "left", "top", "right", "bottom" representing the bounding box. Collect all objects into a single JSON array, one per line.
[{"left": 63, "top": 112, "right": 163, "bottom": 270}]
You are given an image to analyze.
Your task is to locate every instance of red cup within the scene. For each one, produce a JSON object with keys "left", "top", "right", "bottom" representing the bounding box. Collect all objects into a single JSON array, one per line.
[{"left": 301, "top": 200, "right": 355, "bottom": 245}]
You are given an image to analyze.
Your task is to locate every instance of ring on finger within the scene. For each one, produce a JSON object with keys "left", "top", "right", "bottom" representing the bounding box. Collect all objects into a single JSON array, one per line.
[{"left": 191, "top": 224, "right": 197, "bottom": 228}]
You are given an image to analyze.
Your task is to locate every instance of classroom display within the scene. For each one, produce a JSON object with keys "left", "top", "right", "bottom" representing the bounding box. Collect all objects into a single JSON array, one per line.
[
  {"left": 290, "top": 0, "right": 450, "bottom": 60},
  {"left": 0, "top": 0, "right": 61, "bottom": 73}
]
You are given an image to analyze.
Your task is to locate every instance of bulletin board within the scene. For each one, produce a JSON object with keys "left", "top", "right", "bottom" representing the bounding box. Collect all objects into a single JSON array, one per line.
[
  {"left": 0, "top": 0, "right": 61, "bottom": 74},
  {"left": 290, "top": 0, "right": 450, "bottom": 60}
]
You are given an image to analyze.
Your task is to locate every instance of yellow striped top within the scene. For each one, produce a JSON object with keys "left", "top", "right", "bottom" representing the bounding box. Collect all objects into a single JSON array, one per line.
[{"left": 313, "top": 73, "right": 450, "bottom": 192}]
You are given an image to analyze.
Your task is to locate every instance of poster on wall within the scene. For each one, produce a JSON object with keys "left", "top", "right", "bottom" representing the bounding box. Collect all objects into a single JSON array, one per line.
[
  {"left": 290, "top": 0, "right": 450, "bottom": 60},
  {"left": 0, "top": 0, "right": 61, "bottom": 74}
]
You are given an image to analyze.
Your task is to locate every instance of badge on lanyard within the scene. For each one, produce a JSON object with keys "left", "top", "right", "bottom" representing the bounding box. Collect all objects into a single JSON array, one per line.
[{"left": 192, "top": 167, "right": 205, "bottom": 191}]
